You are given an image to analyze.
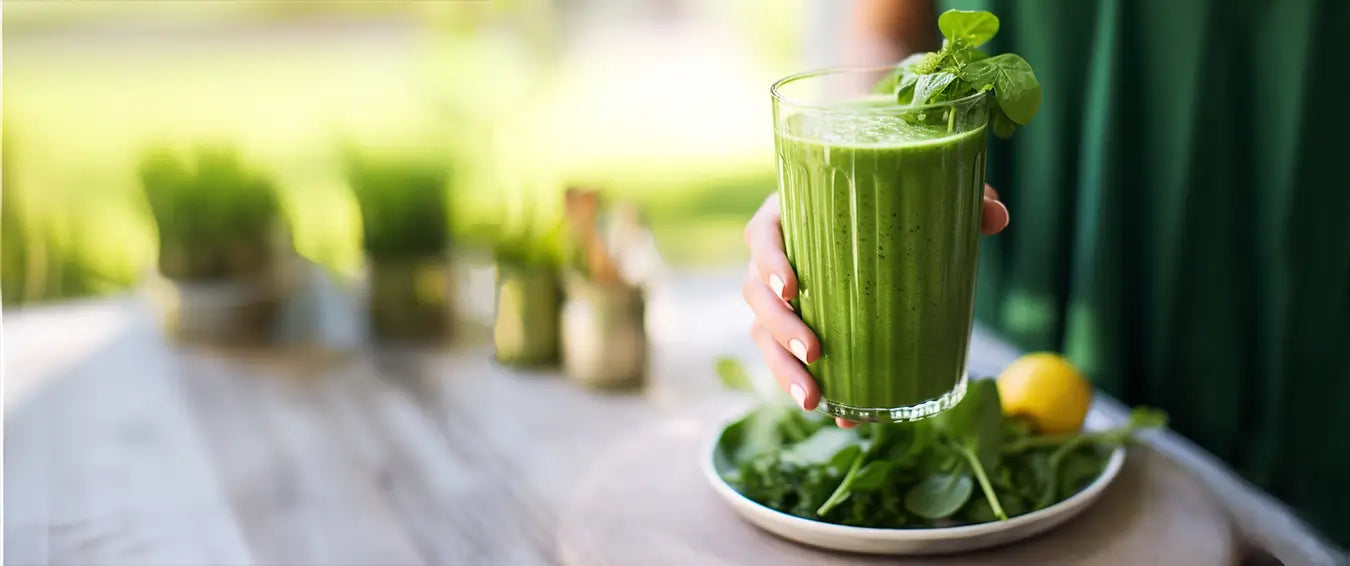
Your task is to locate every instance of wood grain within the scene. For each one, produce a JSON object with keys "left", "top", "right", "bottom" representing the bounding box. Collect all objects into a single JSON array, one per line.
[
  {"left": 5, "top": 305, "right": 251, "bottom": 566},
  {"left": 2, "top": 269, "right": 1339, "bottom": 565}
]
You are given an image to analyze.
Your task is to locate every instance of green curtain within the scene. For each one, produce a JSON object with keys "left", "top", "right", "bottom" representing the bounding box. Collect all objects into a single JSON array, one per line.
[{"left": 940, "top": 0, "right": 1350, "bottom": 545}]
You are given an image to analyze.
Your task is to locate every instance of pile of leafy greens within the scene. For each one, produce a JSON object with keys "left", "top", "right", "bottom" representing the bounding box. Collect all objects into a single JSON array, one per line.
[
  {"left": 873, "top": 9, "right": 1042, "bottom": 139},
  {"left": 714, "top": 359, "right": 1165, "bottom": 528}
]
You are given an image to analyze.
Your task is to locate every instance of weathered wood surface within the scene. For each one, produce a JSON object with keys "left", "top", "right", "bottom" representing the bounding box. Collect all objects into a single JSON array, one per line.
[
  {"left": 3, "top": 268, "right": 1342, "bottom": 565},
  {"left": 555, "top": 412, "right": 1236, "bottom": 566}
]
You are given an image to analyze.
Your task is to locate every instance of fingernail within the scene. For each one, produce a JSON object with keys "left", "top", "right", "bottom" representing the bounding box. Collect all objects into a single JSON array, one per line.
[
  {"left": 769, "top": 274, "right": 786, "bottom": 299},
  {"left": 789, "top": 383, "right": 807, "bottom": 410},
  {"left": 788, "top": 338, "right": 808, "bottom": 363}
]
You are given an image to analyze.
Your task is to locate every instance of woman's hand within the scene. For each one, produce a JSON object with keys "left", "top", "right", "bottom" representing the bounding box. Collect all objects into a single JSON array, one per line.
[{"left": 742, "top": 186, "right": 1010, "bottom": 428}]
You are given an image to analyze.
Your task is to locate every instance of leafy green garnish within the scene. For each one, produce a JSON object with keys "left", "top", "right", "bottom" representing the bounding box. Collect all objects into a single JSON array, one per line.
[
  {"left": 874, "top": 9, "right": 1042, "bottom": 138},
  {"left": 715, "top": 366, "right": 1167, "bottom": 529},
  {"left": 961, "top": 54, "right": 1042, "bottom": 125},
  {"left": 715, "top": 356, "right": 755, "bottom": 392},
  {"left": 905, "top": 472, "right": 973, "bottom": 519},
  {"left": 932, "top": 380, "right": 1007, "bottom": 520},
  {"left": 937, "top": 9, "right": 999, "bottom": 47}
]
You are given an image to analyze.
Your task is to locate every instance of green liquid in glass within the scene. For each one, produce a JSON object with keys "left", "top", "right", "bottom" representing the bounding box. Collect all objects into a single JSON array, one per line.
[{"left": 777, "top": 99, "right": 987, "bottom": 421}]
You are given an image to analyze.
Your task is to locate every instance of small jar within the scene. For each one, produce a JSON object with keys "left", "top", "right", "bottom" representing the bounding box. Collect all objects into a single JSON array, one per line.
[
  {"left": 149, "top": 251, "right": 300, "bottom": 347},
  {"left": 366, "top": 255, "right": 455, "bottom": 345},
  {"left": 561, "top": 272, "right": 646, "bottom": 389},
  {"left": 493, "top": 261, "right": 561, "bottom": 367}
]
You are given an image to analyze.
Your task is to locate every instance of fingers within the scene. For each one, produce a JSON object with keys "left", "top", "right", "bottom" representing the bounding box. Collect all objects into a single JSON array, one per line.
[
  {"left": 982, "top": 198, "right": 1009, "bottom": 234},
  {"left": 981, "top": 184, "right": 1009, "bottom": 235},
  {"left": 742, "top": 267, "right": 820, "bottom": 364},
  {"left": 744, "top": 193, "right": 798, "bottom": 300},
  {"left": 751, "top": 322, "right": 819, "bottom": 411},
  {"left": 836, "top": 418, "right": 858, "bottom": 429}
]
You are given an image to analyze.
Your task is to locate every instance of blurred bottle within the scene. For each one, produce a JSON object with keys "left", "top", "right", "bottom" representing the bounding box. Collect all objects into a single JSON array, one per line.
[{"left": 559, "top": 188, "right": 655, "bottom": 390}]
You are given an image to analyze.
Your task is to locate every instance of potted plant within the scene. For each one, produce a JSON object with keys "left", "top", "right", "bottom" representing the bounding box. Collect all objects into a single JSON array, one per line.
[
  {"left": 491, "top": 222, "right": 563, "bottom": 368},
  {"left": 558, "top": 188, "right": 657, "bottom": 390},
  {"left": 343, "top": 149, "right": 455, "bottom": 344},
  {"left": 139, "top": 145, "right": 296, "bottom": 345}
]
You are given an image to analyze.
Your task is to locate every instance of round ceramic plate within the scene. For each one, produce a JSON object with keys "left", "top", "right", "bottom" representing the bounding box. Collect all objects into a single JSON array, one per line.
[{"left": 703, "top": 411, "right": 1126, "bottom": 555}]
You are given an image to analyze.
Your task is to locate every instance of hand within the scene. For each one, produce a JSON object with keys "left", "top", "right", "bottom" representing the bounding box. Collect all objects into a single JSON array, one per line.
[{"left": 742, "top": 186, "right": 1010, "bottom": 428}]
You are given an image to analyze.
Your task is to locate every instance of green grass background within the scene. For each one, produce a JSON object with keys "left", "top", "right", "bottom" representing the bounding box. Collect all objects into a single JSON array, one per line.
[{"left": 2, "top": 0, "right": 806, "bottom": 306}]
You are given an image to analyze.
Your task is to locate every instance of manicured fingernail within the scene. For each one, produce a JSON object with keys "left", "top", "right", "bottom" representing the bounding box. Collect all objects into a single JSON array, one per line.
[
  {"left": 769, "top": 274, "right": 786, "bottom": 299},
  {"left": 789, "top": 383, "right": 807, "bottom": 410},
  {"left": 788, "top": 338, "right": 808, "bottom": 363}
]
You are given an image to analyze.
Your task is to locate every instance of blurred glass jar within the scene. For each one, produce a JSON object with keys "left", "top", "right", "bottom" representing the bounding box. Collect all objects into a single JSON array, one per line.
[
  {"left": 493, "top": 261, "right": 561, "bottom": 367},
  {"left": 366, "top": 255, "right": 455, "bottom": 345},
  {"left": 561, "top": 272, "right": 646, "bottom": 389},
  {"left": 148, "top": 226, "right": 301, "bottom": 347}
]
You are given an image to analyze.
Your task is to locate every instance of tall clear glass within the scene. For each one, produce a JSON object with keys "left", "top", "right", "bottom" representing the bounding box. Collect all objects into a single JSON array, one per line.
[{"left": 772, "top": 67, "right": 991, "bottom": 422}]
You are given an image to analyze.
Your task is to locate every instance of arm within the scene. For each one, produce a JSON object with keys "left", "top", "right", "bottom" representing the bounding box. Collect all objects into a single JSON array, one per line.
[{"left": 841, "top": 0, "right": 939, "bottom": 65}]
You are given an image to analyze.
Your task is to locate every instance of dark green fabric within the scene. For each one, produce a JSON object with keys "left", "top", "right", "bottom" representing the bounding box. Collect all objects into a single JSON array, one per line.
[{"left": 940, "top": 0, "right": 1350, "bottom": 546}]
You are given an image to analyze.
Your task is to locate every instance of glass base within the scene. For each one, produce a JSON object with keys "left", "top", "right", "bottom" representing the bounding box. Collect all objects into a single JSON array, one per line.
[{"left": 817, "top": 373, "right": 969, "bottom": 423}]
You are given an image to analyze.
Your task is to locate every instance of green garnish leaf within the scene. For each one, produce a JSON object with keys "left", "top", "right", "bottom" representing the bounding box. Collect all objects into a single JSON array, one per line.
[
  {"left": 784, "top": 427, "right": 863, "bottom": 466},
  {"left": 849, "top": 460, "right": 897, "bottom": 491},
  {"left": 715, "top": 356, "right": 755, "bottom": 392},
  {"left": 904, "top": 472, "right": 974, "bottom": 519},
  {"left": 876, "top": 52, "right": 933, "bottom": 99},
  {"left": 938, "top": 9, "right": 1000, "bottom": 47},
  {"left": 715, "top": 364, "right": 1168, "bottom": 529},
  {"left": 992, "top": 108, "right": 1017, "bottom": 138},
  {"left": 960, "top": 53, "right": 1041, "bottom": 125},
  {"left": 933, "top": 380, "right": 1007, "bottom": 520},
  {"left": 912, "top": 71, "right": 958, "bottom": 105},
  {"left": 872, "top": 9, "right": 1041, "bottom": 137}
]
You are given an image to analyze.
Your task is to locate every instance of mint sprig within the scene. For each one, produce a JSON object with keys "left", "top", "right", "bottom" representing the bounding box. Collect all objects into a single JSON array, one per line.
[{"left": 875, "top": 10, "right": 1041, "bottom": 138}]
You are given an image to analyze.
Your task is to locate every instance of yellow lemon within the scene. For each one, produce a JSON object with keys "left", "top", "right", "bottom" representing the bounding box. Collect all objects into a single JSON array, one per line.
[{"left": 996, "top": 352, "right": 1093, "bottom": 434}]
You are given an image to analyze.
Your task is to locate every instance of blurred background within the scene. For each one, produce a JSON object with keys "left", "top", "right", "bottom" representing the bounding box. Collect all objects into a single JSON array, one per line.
[
  {"left": 3, "top": 0, "right": 827, "bottom": 304},
  {"left": 5, "top": 1, "right": 1347, "bottom": 563}
]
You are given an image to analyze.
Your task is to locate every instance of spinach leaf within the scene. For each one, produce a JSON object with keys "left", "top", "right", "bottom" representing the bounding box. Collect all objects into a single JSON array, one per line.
[
  {"left": 713, "top": 359, "right": 1168, "bottom": 530},
  {"left": 878, "top": 52, "right": 933, "bottom": 101},
  {"left": 849, "top": 460, "right": 897, "bottom": 491},
  {"left": 828, "top": 444, "right": 863, "bottom": 473},
  {"left": 913, "top": 71, "right": 958, "bottom": 105},
  {"left": 785, "top": 427, "right": 864, "bottom": 466},
  {"left": 715, "top": 356, "right": 755, "bottom": 392},
  {"left": 959, "top": 53, "right": 1042, "bottom": 125},
  {"left": 991, "top": 107, "right": 1017, "bottom": 138},
  {"left": 1057, "top": 448, "right": 1106, "bottom": 499},
  {"left": 816, "top": 447, "right": 865, "bottom": 515},
  {"left": 933, "top": 380, "right": 1007, "bottom": 519},
  {"left": 933, "top": 380, "right": 1002, "bottom": 470},
  {"left": 871, "top": 10, "right": 1042, "bottom": 138},
  {"left": 938, "top": 10, "right": 1000, "bottom": 47},
  {"left": 1034, "top": 407, "right": 1167, "bottom": 508},
  {"left": 904, "top": 472, "right": 974, "bottom": 519},
  {"left": 961, "top": 494, "right": 997, "bottom": 523},
  {"left": 896, "top": 51, "right": 932, "bottom": 70},
  {"left": 717, "top": 405, "right": 821, "bottom": 469}
]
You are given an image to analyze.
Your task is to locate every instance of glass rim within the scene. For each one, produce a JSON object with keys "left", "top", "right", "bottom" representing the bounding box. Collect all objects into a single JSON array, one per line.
[{"left": 770, "top": 66, "right": 989, "bottom": 112}]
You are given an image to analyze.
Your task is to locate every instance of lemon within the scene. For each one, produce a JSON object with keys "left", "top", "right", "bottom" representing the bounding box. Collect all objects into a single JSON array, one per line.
[{"left": 996, "top": 352, "right": 1093, "bottom": 434}]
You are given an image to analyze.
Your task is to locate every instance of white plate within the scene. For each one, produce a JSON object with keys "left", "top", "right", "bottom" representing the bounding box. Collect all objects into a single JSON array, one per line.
[{"left": 702, "top": 412, "right": 1126, "bottom": 555}]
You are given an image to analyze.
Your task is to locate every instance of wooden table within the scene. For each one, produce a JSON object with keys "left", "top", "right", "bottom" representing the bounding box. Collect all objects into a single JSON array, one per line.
[{"left": 4, "top": 267, "right": 1344, "bottom": 565}]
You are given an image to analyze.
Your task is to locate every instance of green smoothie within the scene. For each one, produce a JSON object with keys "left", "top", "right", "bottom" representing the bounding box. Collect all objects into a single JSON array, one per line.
[{"left": 776, "top": 96, "right": 988, "bottom": 421}]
